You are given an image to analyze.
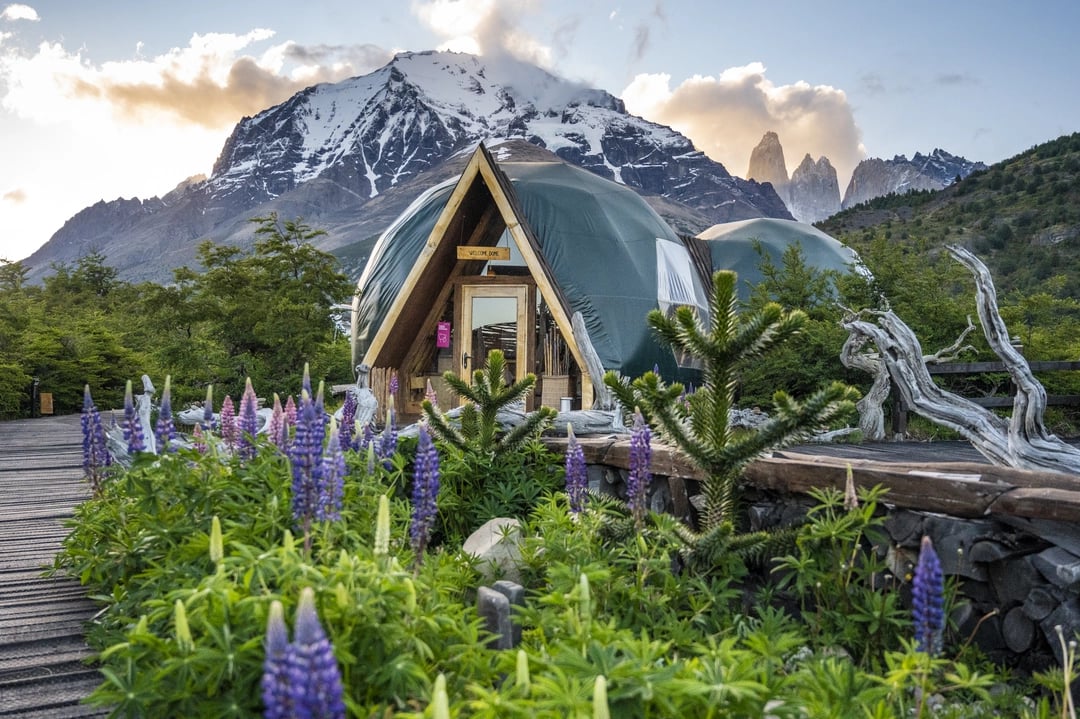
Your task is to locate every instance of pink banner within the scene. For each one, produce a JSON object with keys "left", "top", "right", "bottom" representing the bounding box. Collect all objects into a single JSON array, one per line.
[{"left": 436, "top": 321, "right": 451, "bottom": 348}]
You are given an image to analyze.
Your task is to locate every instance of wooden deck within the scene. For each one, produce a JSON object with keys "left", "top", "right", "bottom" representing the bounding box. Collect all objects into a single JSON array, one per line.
[{"left": 0, "top": 414, "right": 106, "bottom": 718}]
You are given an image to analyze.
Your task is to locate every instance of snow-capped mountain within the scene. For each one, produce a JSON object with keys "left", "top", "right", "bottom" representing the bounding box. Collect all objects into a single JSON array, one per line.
[
  {"left": 841, "top": 149, "right": 987, "bottom": 210},
  {"left": 23, "top": 50, "right": 790, "bottom": 284}
]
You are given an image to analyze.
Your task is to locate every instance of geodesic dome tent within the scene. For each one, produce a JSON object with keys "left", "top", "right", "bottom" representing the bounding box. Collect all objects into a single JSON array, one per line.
[
  {"left": 350, "top": 143, "right": 711, "bottom": 410},
  {"left": 695, "top": 217, "right": 863, "bottom": 301}
]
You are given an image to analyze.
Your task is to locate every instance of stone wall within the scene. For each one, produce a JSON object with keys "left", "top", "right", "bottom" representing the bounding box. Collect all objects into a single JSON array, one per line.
[{"left": 544, "top": 435, "right": 1080, "bottom": 672}]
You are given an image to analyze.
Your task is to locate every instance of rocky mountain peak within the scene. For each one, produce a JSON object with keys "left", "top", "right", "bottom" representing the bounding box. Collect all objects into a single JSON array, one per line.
[
  {"left": 788, "top": 154, "right": 841, "bottom": 223},
  {"left": 23, "top": 50, "right": 791, "bottom": 284},
  {"left": 841, "top": 149, "right": 986, "bottom": 209},
  {"left": 747, "top": 131, "right": 790, "bottom": 195}
]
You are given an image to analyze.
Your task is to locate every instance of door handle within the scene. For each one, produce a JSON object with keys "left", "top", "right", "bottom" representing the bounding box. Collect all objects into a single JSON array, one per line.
[{"left": 462, "top": 352, "right": 471, "bottom": 369}]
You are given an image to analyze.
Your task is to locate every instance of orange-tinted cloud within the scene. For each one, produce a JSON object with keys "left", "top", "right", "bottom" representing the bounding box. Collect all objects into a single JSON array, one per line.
[
  {"left": 2, "top": 187, "right": 27, "bottom": 203},
  {"left": 623, "top": 63, "right": 865, "bottom": 184}
]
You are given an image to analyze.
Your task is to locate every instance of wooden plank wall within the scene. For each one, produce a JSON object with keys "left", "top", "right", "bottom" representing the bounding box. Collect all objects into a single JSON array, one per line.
[{"left": 0, "top": 415, "right": 106, "bottom": 718}]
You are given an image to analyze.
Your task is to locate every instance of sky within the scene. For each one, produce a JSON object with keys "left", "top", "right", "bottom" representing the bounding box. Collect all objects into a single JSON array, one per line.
[{"left": 1, "top": 1, "right": 1078, "bottom": 263}]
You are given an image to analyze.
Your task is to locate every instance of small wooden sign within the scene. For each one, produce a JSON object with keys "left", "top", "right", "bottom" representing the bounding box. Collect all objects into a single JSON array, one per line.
[
  {"left": 40, "top": 392, "right": 53, "bottom": 415},
  {"left": 457, "top": 246, "right": 510, "bottom": 261}
]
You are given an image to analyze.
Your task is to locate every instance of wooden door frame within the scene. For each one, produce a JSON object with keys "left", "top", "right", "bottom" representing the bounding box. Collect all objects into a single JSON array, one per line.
[{"left": 453, "top": 277, "right": 535, "bottom": 401}]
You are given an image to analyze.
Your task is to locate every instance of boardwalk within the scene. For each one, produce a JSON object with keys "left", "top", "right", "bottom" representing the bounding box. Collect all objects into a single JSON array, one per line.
[{"left": 0, "top": 415, "right": 106, "bottom": 718}]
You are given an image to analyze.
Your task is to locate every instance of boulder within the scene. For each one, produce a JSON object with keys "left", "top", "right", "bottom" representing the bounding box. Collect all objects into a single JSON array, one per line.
[{"left": 463, "top": 518, "right": 524, "bottom": 583}]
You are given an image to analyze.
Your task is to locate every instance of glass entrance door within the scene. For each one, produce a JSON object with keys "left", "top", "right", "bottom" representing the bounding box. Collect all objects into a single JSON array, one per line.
[{"left": 458, "top": 284, "right": 530, "bottom": 387}]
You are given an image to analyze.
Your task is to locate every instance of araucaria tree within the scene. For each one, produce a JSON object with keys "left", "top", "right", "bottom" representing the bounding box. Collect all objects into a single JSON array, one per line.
[
  {"left": 605, "top": 270, "right": 859, "bottom": 533},
  {"left": 422, "top": 349, "right": 555, "bottom": 455}
]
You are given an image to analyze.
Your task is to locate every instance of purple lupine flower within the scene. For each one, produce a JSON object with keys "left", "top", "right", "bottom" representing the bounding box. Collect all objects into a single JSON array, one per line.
[
  {"left": 220, "top": 396, "right": 238, "bottom": 450},
  {"left": 268, "top": 394, "right": 286, "bottom": 451},
  {"left": 285, "top": 588, "right": 345, "bottom": 719},
  {"left": 81, "top": 385, "right": 111, "bottom": 490},
  {"left": 154, "top": 376, "right": 176, "bottom": 454},
  {"left": 302, "top": 363, "right": 313, "bottom": 398},
  {"left": 238, "top": 378, "right": 259, "bottom": 460},
  {"left": 318, "top": 422, "right": 346, "bottom": 522},
  {"left": 388, "top": 371, "right": 399, "bottom": 399},
  {"left": 360, "top": 422, "right": 375, "bottom": 457},
  {"left": 628, "top": 409, "right": 652, "bottom": 528},
  {"left": 424, "top": 379, "right": 438, "bottom": 409},
  {"left": 913, "top": 535, "right": 945, "bottom": 656},
  {"left": 284, "top": 394, "right": 298, "bottom": 429},
  {"left": 123, "top": 379, "right": 146, "bottom": 454},
  {"left": 262, "top": 600, "right": 291, "bottom": 719},
  {"left": 409, "top": 424, "right": 440, "bottom": 562},
  {"left": 192, "top": 424, "right": 207, "bottom": 455},
  {"left": 376, "top": 409, "right": 398, "bottom": 470},
  {"left": 290, "top": 391, "right": 326, "bottom": 530},
  {"left": 565, "top": 423, "right": 587, "bottom": 515},
  {"left": 339, "top": 391, "right": 357, "bottom": 452}
]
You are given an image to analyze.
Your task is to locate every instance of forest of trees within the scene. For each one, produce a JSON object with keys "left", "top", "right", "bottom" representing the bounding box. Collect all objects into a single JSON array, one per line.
[
  {"left": 0, "top": 216, "right": 354, "bottom": 418},
  {"left": 4, "top": 195, "right": 1080, "bottom": 434}
]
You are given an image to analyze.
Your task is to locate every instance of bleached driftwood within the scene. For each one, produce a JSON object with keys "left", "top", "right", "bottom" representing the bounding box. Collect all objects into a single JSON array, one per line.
[
  {"left": 571, "top": 311, "right": 618, "bottom": 412},
  {"left": 842, "top": 246, "right": 1080, "bottom": 474},
  {"left": 840, "top": 315, "right": 976, "bottom": 440}
]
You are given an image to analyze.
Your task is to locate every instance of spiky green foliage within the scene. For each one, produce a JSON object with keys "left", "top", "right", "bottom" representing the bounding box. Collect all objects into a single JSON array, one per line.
[
  {"left": 422, "top": 349, "right": 556, "bottom": 455},
  {"left": 605, "top": 270, "right": 859, "bottom": 532}
]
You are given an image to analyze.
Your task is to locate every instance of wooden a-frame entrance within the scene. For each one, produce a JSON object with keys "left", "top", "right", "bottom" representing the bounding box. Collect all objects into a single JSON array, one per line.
[{"left": 360, "top": 143, "right": 594, "bottom": 415}]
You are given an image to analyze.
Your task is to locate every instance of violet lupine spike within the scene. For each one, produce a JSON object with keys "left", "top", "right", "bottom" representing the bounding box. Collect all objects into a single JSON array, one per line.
[
  {"left": 318, "top": 422, "right": 345, "bottom": 523},
  {"left": 286, "top": 588, "right": 345, "bottom": 719},
  {"left": 388, "top": 371, "right": 399, "bottom": 399},
  {"left": 302, "top": 363, "right": 313, "bottom": 399},
  {"left": 284, "top": 395, "right": 298, "bottom": 439},
  {"left": 424, "top": 379, "right": 438, "bottom": 408},
  {"left": 360, "top": 422, "right": 375, "bottom": 457},
  {"left": 261, "top": 600, "right": 292, "bottom": 719},
  {"left": 238, "top": 377, "right": 260, "bottom": 459},
  {"left": 154, "top": 376, "right": 176, "bottom": 454},
  {"left": 123, "top": 379, "right": 146, "bottom": 454},
  {"left": 289, "top": 392, "right": 325, "bottom": 526},
  {"left": 268, "top": 394, "right": 286, "bottom": 451},
  {"left": 627, "top": 409, "right": 652, "bottom": 527},
  {"left": 81, "top": 385, "right": 110, "bottom": 489},
  {"left": 409, "top": 424, "right": 440, "bottom": 561},
  {"left": 219, "top": 396, "right": 238, "bottom": 450},
  {"left": 377, "top": 409, "right": 398, "bottom": 469},
  {"left": 192, "top": 424, "right": 207, "bottom": 454},
  {"left": 913, "top": 535, "right": 945, "bottom": 656},
  {"left": 339, "top": 391, "right": 357, "bottom": 452},
  {"left": 565, "top": 423, "right": 587, "bottom": 515}
]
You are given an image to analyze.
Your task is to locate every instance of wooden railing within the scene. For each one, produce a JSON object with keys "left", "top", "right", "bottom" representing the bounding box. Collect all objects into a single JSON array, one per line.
[{"left": 891, "top": 360, "right": 1080, "bottom": 435}]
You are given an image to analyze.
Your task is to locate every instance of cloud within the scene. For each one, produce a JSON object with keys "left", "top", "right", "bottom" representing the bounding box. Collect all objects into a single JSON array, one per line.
[
  {"left": 412, "top": 0, "right": 554, "bottom": 68},
  {"left": 622, "top": 62, "right": 865, "bottom": 185},
  {"left": 2, "top": 187, "right": 26, "bottom": 203},
  {"left": 1, "top": 4, "right": 38, "bottom": 22},
  {"left": 0, "top": 28, "right": 392, "bottom": 128}
]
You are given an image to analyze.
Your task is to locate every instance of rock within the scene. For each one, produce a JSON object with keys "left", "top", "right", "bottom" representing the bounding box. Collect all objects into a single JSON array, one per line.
[
  {"left": 1003, "top": 606, "right": 1036, "bottom": 653},
  {"left": 463, "top": 518, "right": 523, "bottom": 584},
  {"left": 477, "top": 586, "right": 513, "bottom": 650},
  {"left": 746, "top": 131, "right": 790, "bottom": 203},
  {"left": 883, "top": 510, "right": 925, "bottom": 546},
  {"left": 988, "top": 554, "right": 1041, "bottom": 606},
  {"left": 840, "top": 150, "right": 985, "bottom": 210},
  {"left": 923, "top": 516, "right": 992, "bottom": 580},
  {"left": 1040, "top": 599, "right": 1080, "bottom": 665},
  {"left": 968, "top": 540, "right": 1011, "bottom": 564},
  {"left": 1023, "top": 586, "right": 1062, "bottom": 622},
  {"left": 492, "top": 580, "right": 526, "bottom": 647},
  {"left": 1032, "top": 546, "right": 1080, "bottom": 591},
  {"left": 788, "top": 154, "right": 841, "bottom": 223}
]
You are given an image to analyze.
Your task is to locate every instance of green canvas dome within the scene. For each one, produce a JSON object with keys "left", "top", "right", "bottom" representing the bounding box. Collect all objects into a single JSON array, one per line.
[
  {"left": 352, "top": 150, "right": 711, "bottom": 382},
  {"left": 697, "top": 218, "right": 862, "bottom": 301}
]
